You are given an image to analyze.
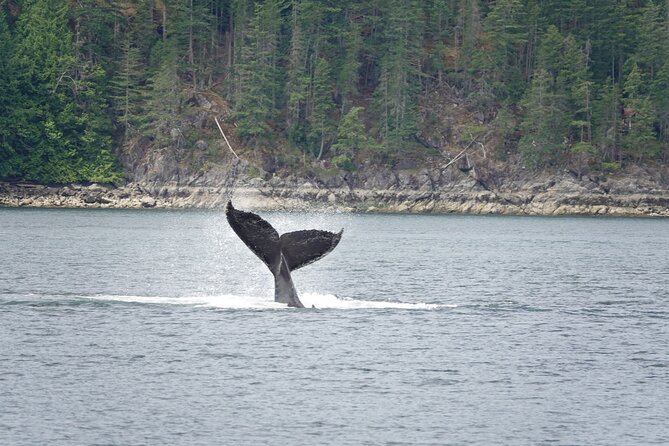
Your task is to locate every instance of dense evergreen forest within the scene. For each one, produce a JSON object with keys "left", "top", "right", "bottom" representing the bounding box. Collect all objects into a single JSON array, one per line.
[{"left": 1, "top": 0, "right": 669, "bottom": 184}]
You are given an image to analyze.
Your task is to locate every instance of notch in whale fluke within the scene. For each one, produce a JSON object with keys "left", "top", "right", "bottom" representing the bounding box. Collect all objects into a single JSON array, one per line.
[{"left": 225, "top": 201, "right": 343, "bottom": 308}]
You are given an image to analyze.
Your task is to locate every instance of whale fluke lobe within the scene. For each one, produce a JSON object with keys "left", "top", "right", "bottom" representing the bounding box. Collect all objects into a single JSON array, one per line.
[
  {"left": 280, "top": 229, "right": 343, "bottom": 271},
  {"left": 225, "top": 201, "right": 281, "bottom": 269},
  {"left": 225, "top": 201, "right": 343, "bottom": 308}
]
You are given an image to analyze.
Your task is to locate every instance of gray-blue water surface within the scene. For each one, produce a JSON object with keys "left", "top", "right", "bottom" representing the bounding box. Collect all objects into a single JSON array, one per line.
[{"left": 1, "top": 208, "right": 668, "bottom": 445}]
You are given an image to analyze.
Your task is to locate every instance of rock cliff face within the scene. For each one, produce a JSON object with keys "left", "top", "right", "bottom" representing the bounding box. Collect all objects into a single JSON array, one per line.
[{"left": 3, "top": 158, "right": 669, "bottom": 216}]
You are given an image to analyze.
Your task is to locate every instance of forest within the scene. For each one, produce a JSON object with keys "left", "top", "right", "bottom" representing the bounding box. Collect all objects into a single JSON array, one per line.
[{"left": 1, "top": 0, "right": 669, "bottom": 184}]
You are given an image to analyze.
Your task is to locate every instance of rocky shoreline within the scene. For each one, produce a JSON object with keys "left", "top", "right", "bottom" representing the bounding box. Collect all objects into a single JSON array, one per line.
[{"left": 2, "top": 170, "right": 669, "bottom": 217}]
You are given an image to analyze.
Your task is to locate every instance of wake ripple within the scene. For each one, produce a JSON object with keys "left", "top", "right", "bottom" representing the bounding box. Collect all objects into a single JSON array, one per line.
[{"left": 84, "top": 292, "right": 441, "bottom": 310}]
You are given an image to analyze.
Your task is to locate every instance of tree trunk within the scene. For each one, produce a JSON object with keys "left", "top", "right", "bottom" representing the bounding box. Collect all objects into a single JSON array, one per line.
[
  {"left": 317, "top": 134, "right": 325, "bottom": 160},
  {"left": 189, "top": 0, "right": 196, "bottom": 90}
]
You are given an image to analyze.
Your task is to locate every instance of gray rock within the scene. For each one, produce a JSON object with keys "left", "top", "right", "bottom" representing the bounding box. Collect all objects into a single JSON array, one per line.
[
  {"left": 141, "top": 197, "right": 157, "bottom": 208},
  {"left": 83, "top": 194, "right": 98, "bottom": 204},
  {"left": 195, "top": 140, "right": 209, "bottom": 151}
]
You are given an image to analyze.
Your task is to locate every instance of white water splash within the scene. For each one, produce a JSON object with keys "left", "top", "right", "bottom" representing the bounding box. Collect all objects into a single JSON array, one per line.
[
  {"left": 298, "top": 292, "right": 441, "bottom": 310},
  {"left": 84, "top": 293, "right": 442, "bottom": 310}
]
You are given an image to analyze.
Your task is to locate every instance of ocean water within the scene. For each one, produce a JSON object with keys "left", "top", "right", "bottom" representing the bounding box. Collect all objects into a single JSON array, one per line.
[{"left": 1, "top": 208, "right": 668, "bottom": 445}]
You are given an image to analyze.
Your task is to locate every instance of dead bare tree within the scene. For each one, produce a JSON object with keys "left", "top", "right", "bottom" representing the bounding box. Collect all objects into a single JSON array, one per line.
[{"left": 215, "top": 117, "right": 240, "bottom": 160}]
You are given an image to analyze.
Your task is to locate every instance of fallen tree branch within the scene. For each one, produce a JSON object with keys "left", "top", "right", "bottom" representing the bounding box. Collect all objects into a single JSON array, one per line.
[
  {"left": 441, "top": 132, "right": 491, "bottom": 170},
  {"left": 441, "top": 136, "right": 478, "bottom": 170},
  {"left": 215, "top": 117, "right": 240, "bottom": 160}
]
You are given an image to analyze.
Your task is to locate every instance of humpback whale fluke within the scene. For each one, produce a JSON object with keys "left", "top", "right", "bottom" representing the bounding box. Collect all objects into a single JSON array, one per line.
[{"left": 225, "top": 201, "right": 343, "bottom": 308}]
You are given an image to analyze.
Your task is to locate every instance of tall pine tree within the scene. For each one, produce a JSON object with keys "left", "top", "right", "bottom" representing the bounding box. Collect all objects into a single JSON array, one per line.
[
  {"left": 373, "top": 0, "right": 423, "bottom": 149},
  {"left": 232, "top": 0, "right": 282, "bottom": 145},
  {"left": 0, "top": 9, "right": 17, "bottom": 178},
  {"left": 622, "top": 62, "right": 661, "bottom": 161},
  {"left": 9, "top": 0, "right": 118, "bottom": 183}
]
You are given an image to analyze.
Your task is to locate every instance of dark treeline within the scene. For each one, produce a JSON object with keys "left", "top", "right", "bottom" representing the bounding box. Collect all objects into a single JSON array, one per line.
[{"left": 1, "top": 0, "right": 669, "bottom": 183}]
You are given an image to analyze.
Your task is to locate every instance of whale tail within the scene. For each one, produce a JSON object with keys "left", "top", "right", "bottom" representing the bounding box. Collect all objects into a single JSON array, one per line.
[{"left": 225, "top": 201, "right": 342, "bottom": 307}]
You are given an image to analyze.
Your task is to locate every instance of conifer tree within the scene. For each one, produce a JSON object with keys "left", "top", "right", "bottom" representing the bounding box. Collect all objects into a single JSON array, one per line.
[
  {"left": 284, "top": 0, "right": 344, "bottom": 153},
  {"left": 0, "top": 9, "right": 17, "bottom": 178},
  {"left": 518, "top": 68, "right": 567, "bottom": 168},
  {"left": 633, "top": 2, "right": 666, "bottom": 82},
  {"left": 457, "top": 0, "right": 482, "bottom": 90},
  {"left": 110, "top": 28, "right": 146, "bottom": 141},
  {"left": 537, "top": 25, "right": 563, "bottom": 83},
  {"left": 651, "top": 61, "right": 669, "bottom": 146},
  {"left": 71, "top": 0, "right": 119, "bottom": 67},
  {"left": 308, "top": 57, "right": 337, "bottom": 159},
  {"left": 592, "top": 77, "right": 622, "bottom": 163},
  {"left": 424, "top": 0, "right": 451, "bottom": 85},
  {"left": 10, "top": 0, "right": 118, "bottom": 183},
  {"left": 622, "top": 62, "right": 661, "bottom": 161},
  {"left": 586, "top": 0, "right": 634, "bottom": 83},
  {"left": 482, "top": 0, "right": 527, "bottom": 99},
  {"left": 143, "top": 40, "right": 181, "bottom": 141},
  {"left": 285, "top": 0, "right": 309, "bottom": 147},
  {"left": 169, "top": 0, "right": 216, "bottom": 90},
  {"left": 229, "top": 0, "right": 252, "bottom": 100},
  {"left": 373, "top": 0, "right": 423, "bottom": 148},
  {"left": 336, "top": 16, "right": 361, "bottom": 112},
  {"left": 3, "top": 0, "right": 669, "bottom": 180},
  {"left": 332, "top": 106, "right": 376, "bottom": 156},
  {"left": 232, "top": 0, "right": 281, "bottom": 145},
  {"left": 559, "top": 35, "right": 594, "bottom": 145}
]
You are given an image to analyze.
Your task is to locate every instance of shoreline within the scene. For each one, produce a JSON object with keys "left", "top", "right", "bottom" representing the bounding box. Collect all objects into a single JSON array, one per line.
[{"left": 2, "top": 181, "right": 668, "bottom": 217}]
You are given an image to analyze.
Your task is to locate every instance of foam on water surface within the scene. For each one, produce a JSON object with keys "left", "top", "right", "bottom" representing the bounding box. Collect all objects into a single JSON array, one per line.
[{"left": 84, "top": 292, "right": 442, "bottom": 310}]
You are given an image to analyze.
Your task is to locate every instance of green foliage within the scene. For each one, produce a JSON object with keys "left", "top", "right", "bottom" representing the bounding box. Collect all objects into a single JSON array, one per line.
[
  {"left": 491, "top": 107, "right": 518, "bottom": 159},
  {"left": 569, "top": 141, "right": 597, "bottom": 177},
  {"left": 2, "top": 0, "right": 669, "bottom": 184},
  {"left": 622, "top": 62, "right": 662, "bottom": 161},
  {"left": 481, "top": 0, "right": 527, "bottom": 99},
  {"left": 167, "top": 0, "right": 219, "bottom": 90},
  {"left": 0, "top": 9, "right": 17, "bottom": 178},
  {"left": 143, "top": 41, "right": 181, "bottom": 140},
  {"left": 3, "top": 0, "right": 119, "bottom": 184},
  {"left": 372, "top": 0, "right": 424, "bottom": 147},
  {"left": 592, "top": 78, "right": 622, "bottom": 162},
  {"left": 232, "top": 0, "right": 282, "bottom": 145},
  {"left": 337, "top": 19, "right": 362, "bottom": 110},
  {"left": 537, "top": 25, "right": 563, "bottom": 82},
  {"left": 600, "top": 161, "right": 621, "bottom": 172},
  {"left": 518, "top": 68, "right": 567, "bottom": 168},
  {"left": 456, "top": 0, "right": 482, "bottom": 84},
  {"left": 632, "top": 2, "right": 666, "bottom": 82},
  {"left": 332, "top": 107, "right": 377, "bottom": 155},
  {"left": 570, "top": 141, "right": 597, "bottom": 156},
  {"left": 332, "top": 154, "right": 354, "bottom": 171},
  {"left": 308, "top": 57, "right": 337, "bottom": 159},
  {"left": 652, "top": 61, "right": 669, "bottom": 143},
  {"left": 109, "top": 33, "right": 146, "bottom": 141}
]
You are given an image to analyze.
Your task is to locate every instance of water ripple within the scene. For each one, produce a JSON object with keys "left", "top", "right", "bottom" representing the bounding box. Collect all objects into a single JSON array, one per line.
[{"left": 1, "top": 210, "right": 668, "bottom": 445}]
